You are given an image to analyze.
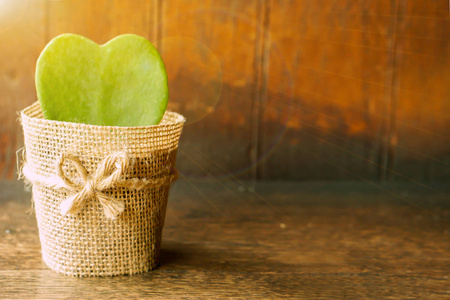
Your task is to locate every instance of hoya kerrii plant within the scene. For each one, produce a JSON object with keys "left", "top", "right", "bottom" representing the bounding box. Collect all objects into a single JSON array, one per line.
[{"left": 35, "top": 33, "right": 168, "bottom": 126}]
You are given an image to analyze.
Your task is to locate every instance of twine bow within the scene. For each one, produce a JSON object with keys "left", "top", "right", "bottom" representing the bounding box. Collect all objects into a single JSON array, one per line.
[
  {"left": 57, "top": 152, "right": 129, "bottom": 220},
  {"left": 20, "top": 150, "right": 179, "bottom": 220}
]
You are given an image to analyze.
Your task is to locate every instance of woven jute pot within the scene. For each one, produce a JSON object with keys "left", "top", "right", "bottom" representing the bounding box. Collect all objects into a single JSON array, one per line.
[{"left": 20, "top": 101, "right": 185, "bottom": 277}]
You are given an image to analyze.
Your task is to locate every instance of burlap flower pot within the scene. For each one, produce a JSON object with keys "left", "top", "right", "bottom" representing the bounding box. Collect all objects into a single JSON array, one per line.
[{"left": 20, "top": 101, "right": 185, "bottom": 277}]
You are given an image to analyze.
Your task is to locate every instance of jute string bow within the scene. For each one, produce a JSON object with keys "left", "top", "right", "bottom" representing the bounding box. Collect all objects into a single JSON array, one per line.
[
  {"left": 57, "top": 152, "right": 128, "bottom": 220},
  {"left": 21, "top": 151, "right": 178, "bottom": 220}
]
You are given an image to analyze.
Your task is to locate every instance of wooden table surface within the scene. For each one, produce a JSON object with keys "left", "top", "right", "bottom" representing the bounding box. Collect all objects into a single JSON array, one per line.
[{"left": 1, "top": 179, "right": 449, "bottom": 299}]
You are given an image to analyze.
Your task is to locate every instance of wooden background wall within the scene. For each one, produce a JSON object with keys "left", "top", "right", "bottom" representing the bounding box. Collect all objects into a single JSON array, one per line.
[{"left": 0, "top": 0, "right": 449, "bottom": 182}]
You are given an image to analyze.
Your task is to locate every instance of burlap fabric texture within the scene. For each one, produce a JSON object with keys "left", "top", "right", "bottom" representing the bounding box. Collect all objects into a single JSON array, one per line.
[{"left": 20, "top": 101, "right": 185, "bottom": 277}]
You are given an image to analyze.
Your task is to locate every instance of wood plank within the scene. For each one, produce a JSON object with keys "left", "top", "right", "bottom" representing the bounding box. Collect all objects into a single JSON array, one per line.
[
  {"left": 2, "top": 270, "right": 449, "bottom": 298},
  {"left": 160, "top": 0, "right": 261, "bottom": 180},
  {"left": 402, "top": 0, "right": 450, "bottom": 18},
  {"left": 0, "top": 0, "right": 46, "bottom": 179},
  {"left": 258, "top": 0, "right": 397, "bottom": 180},
  {"left": 389, "top": 1, "right": 450, "bottom": 181},
  {"left": 1, "top": 180, "right": 449, "bottom": 298},
  {"left": 47, "top": 0, "right": 156, "bottom": 44}
]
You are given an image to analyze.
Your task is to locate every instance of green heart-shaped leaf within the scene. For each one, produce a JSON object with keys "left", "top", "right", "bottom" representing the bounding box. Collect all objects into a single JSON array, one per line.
[{"left": 36, "top": 34, "right": 168, "bottom": 126}]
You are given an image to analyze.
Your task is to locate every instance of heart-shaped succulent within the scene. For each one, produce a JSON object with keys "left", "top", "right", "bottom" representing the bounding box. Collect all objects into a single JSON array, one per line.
[{"left": 36, "top": 34, "right": 168, "bottom": 126}]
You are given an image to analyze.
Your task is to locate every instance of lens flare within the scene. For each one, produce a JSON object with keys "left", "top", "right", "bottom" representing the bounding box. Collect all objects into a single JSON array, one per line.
[{"left": 160, "top": 36, "right": 223, "bottom": 125}]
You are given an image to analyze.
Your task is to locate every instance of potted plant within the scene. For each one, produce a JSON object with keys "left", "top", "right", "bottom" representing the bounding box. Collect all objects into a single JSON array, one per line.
[{"left": 20, "top": 34, "right": 185, "bottom": 276}]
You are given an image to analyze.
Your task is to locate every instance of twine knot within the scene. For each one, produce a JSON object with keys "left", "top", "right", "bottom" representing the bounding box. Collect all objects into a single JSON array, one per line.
[
  {"left": 84, "top": 179, "right": 96, "bottom": 196},
  {"left": 57, "top": 152, "right": 129, "bottom": 220}
]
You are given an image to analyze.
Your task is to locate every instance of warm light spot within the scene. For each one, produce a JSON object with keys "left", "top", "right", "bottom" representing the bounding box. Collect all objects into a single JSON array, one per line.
[
  {"left": 346, "top": 119, "right": 367, "bottom": 135},
  {"left": 316, "top": 117, "right": 331, "bottom": 131},
  {"left": 286, "top": 117, "right": 301, "bottom": 129},
  {"left": 232, "top": 78, "right": 247, "bottom": 87},
  {"left": 0, "top": 0, "right": 28, "bottom": 33},
  {"left": 236, "top": 115, "right": 246, "bottom": 126}
]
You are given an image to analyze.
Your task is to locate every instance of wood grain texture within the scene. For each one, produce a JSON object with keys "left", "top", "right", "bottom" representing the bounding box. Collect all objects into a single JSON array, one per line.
[
  {"left": 258, "top": 0, "right": 398, "bottom": 180},
  {"left": 160, "top": 0, "right": 261, "bottom": 180},
  {"left": 47, "top": 0, "right": 156, "bottom": 44},
  {"left": 389, "top": 0, "right": 450, "bottom": 181},
  {"left": 0, "top": 0, "right": 45, "bottom": 179},
  {"left": 1, "top": 180, "right": 449, "bottom": 298}
]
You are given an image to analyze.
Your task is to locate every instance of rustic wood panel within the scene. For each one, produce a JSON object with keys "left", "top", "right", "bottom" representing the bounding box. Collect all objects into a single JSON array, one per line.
[
  {"left": 0, "top": 0, "right": 45, "bottom": 179},
  {"left": 160, "top": 0, "right": 261, "bottom": 180},
  {"left": 258, "top": 0, "right": 397, "bottom": 180},
  {"left": 389, "top": 0, "right": 450, "bottom": 181},
  {"left": 47, "top": 0, "right": 156, "bottom": 44},
  {"left": 0, "top": 0, "right": 449, "bottom": 181},
  {"left": 1, "top": 180, "right": 449, "bottom": 298}
]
